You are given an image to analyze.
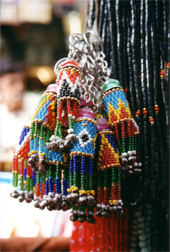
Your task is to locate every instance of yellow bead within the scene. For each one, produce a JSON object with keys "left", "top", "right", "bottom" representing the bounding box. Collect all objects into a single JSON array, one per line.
[
  {"left": 87, "top": 190, "right": 90, "bottom": 196},
  {"left": 91, "top": 190, "right": 95, "bottom": 196}
]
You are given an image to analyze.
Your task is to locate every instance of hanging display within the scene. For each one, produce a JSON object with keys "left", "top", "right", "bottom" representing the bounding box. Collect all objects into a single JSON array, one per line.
[{"left": 10, "top": 29, "right": 141, "bottom": 225}]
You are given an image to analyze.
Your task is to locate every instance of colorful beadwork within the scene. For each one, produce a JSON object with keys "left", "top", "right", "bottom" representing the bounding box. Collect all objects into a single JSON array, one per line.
[
  {"left": 48, "top": 59, "right": 81, "bottom": 153},
  {"left": 96, "top": 117, "right": 123, "bottom": 217},
  {"left": 28, "top": 89, "right": 57, "bottom": 174},
  {"left": 10, "top": 32, "right": 142, "bottom": 227},
  {"left": 68, "top": 107, "right": 97, "bottom": 223},
  {"left": 102, "top": 79, "right": 141, "bottom": 175}
]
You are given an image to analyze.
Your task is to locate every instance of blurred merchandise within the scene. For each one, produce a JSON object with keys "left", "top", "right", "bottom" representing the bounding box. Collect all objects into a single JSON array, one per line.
[
  {"left": 0, "top": 0, "right": 53, "bottom": 25},
  {"left": 18, "top": 0, "right": 52, "bottom": 24},
  {"left": 26, "top": 66, "right": 55, "bottom": 85},
  {"left": 62, "top": 11, "right": 82, "bottom": 35},
  {"left": 0, "top": 0, "right": 19, "bottom": 25},
  {"left": 0, "top": 172, "right": 73, "bottom": 238}
]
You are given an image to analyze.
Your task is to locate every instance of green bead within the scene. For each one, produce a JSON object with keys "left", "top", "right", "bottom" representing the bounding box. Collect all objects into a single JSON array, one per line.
[
  {"left": 27, "top": 177, "right": 30, "bottom": 192},
  {"left": 12, "top": 173, "right": 15, "bottom": 187},
  {"left": 128, "top": 137, "right": 132, "bottom": 151},
  {"left": 20, "top": 176, "right": 24, "bottom": 190},
  {"left": 36, "top": 172, "right": 40, "bottom": 182},
  {"left": 47, "top": 129, "right": 51, "bottom": 142},
  {"left": 111, "top": 168, "right": 116, "bottom": 183},
  {"left": 15, "top": 173, "right": 18, "bottom": 187},
  {"left": 73, "top": 171, "right": 78, "bottom": 187},
  {"left": 69, "top": 117, "right": 75, "bottom": 128},
  {"left": 102, "top": 79, "right": 120, "bottom": 93},
  {"left": 81, "top": 174, "right": 85, "bottom": 190},
  {"left": 56, "top": 164, "right": 61, "bottom": 177},
  {"left": 89, "top": 175, "right": 93, "bottom": 190}
]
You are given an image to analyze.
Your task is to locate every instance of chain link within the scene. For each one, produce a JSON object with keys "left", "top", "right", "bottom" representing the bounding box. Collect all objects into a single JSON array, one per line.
[{"left": 68, "top": 31, "right": 110, "bottom": 107}]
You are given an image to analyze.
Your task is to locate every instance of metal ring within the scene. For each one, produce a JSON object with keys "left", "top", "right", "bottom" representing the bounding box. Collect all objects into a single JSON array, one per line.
[{"left": 54, "top": 58, "right": 67, "bottom": 76}]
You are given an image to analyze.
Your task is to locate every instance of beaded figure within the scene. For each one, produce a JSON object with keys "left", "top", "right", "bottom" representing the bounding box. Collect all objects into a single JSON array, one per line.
[{"left": 47, "top": 59, "right": 81, "bottom": 152}]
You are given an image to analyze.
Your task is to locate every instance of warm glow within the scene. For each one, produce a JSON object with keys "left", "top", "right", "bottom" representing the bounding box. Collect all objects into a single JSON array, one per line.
[
  {"left": 69, "top": 11, "right": 82, "bottom": 34},
  {"left": 36, "top": 67, "right": 52, "bottom": 84}
]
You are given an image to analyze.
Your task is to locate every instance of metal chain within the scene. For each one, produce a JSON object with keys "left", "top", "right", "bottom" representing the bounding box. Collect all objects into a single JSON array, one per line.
[{"left": 67, "top": 31, "right": 110, "bottom": 107}]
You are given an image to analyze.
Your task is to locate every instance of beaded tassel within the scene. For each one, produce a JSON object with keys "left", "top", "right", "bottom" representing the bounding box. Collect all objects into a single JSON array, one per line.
[
  {"left": 28, "top": 89, "right": 57, "bottom": 174},
  {"left": 96, "top": 117, "right": 123, "bottom": 217},
  {"left": 11, "top": 153, "right": 19, "bottom": 198},
  {"left": 69, "top": 107, "right": 97, "bottom": 223},
  {"left": 102, "top": 79, "right": 139, "bottom": 175},
  {"left": 48, "top": 59, "right": 81, "bottom": 152},
  {"left": 11, "top": 125, "right": 30, "bottom": 200}
]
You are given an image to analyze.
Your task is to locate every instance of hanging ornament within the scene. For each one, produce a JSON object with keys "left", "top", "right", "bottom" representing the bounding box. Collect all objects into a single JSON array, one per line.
[
  {"left": 11, "top": 125, "right": 30, "bottom": 201},
  {"left": 69, "top": 106, "right": 97, "bottom": 224},
  {"left": 47, "top": 59, "right": 81, "bottom": 152},
  {"left": 102, "top": 78, "right": 141, "bottom": 175},
  {"left": 28, "top": 85, "right": 57, "bottom": 174},
  {"left": 10, "top": 27, "right": 142, "bottom": 224},
  {"left": 96, "top": 117, "right": 123, "bottom": 217}
]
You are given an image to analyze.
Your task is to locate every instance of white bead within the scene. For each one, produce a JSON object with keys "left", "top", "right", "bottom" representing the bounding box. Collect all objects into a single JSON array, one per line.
[{"left": 68, "top": 129, "right": 74, "bottom": 134}]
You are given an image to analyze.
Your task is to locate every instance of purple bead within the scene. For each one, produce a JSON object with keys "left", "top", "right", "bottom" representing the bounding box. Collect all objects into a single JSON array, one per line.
[
  {"left": 78, "top": 106, "right": 95, "bottom": 119},
  {"left": 97, "top": 117, "right": 110, "bottom": 131}
]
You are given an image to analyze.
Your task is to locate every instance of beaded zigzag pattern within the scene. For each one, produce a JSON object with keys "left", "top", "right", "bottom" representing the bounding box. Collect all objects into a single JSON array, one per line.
[
  {"left": 97, "top": 132, "right": 120, "bottom": 169},
  {"left": 57, "top": 67, "right": 81, "bottom": 100},
  {"left": 103, "top": 90, "right": 131, "bottom": 125}
]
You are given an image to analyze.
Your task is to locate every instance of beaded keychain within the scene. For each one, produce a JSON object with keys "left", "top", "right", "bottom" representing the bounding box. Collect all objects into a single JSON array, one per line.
[
  {"left": 11, "top": 125, "right": 30, "bottom": 201},
  {"left": 69, "top": 106, "right": 97, "bottom": 223},
  {"left": 96, "top": 117, "right": 123, "bottom": 217},
  {"left": 10, "top": 19, "right": 142, "bottom": 224},
  {"left": 47, "top": 59, "right": 81, "bottom": 152},
  {"left": 102, "top": 79, "right": 141, "bottom": 175}
]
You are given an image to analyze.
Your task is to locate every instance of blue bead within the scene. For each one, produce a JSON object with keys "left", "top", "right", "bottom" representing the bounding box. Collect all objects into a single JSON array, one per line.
[
  {"left": 45, "top": 181, "right": 49, "bottom": 195},
  {"left": 24, "top": 168, "right": 27, "bottom": 180},
  {"left": 49, "top": 179, "right": 53, "bottom": 192},
  {"left": 33, "top": 172, "right": 36, "bottom": 186},
  {"left": 69, "top": 159, "right": 73, "bottom": 174},
  {"left": 63, "top": 179, "right": 67, "bottom": 195}
]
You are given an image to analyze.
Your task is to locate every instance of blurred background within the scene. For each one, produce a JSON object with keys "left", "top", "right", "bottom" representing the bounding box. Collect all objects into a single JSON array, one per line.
[{"left": 0, "top": 0, "right": 87, "bottom": 240}]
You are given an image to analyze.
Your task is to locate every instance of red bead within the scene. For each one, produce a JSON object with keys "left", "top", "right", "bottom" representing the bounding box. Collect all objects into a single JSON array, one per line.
[
  {"left": 160, "top": 70, "right": 165, "bottom": 78},
  {"left": 136, "top": 110, "right": 141, "bottom": 116},
  {"left": 154, "top": 105, "right": 159, "bottom": 113},
  {"left": 124, "top": 87, "right": 128, "bottom": 93},
  {"left": 143, "top": 108, "right": 148, "bottom": 115},
  {"left": 149, "top": 117, "right": 154, "bottom": 125}
]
